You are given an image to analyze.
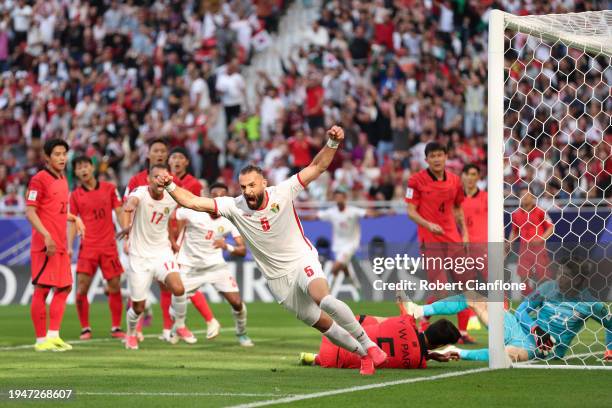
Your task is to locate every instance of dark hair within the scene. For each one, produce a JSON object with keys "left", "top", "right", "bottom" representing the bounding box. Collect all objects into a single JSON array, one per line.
[
  {"left": 424, "top": 142, "right": 447, "bottom": 157},
  {"left": 333, "top": 189, "right": 348, "bottom": 196},
  {"left": 149, "top": 163, "right": 170, "bottom": 173},
  {"left": 462, "top": 163, "right": 480, "bottom": 174},
  {"left": 239, "top": 164, "right": 264, "bottom": 176},
  {"left": 424, "top": 318, "right": 461, "bottom": 347},
  {"left": 43, "top": 138, "right": 70, "bottom": 156},
  {"left": 73, "top": 155, "right": 92, "bottom": 168},
  {"left": 148, "top": 137, "right": 169, "bottom": 150},
  {"left": 209, "top": 182, "right": 229, "bottom": 192},
  {"left": 169, "top": 146, "right": 191, "bottom": 162}
]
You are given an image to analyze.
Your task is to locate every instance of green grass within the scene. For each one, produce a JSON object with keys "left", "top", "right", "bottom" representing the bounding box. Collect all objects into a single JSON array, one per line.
[{"left": 0, "top": 302, "right": 610, "bottom": 407}]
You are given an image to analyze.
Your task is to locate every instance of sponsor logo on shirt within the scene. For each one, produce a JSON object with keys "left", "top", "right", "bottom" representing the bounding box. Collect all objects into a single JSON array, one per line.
[
  {"left": 28, "top": 190, "right": 37, "bottom": 201},
  {"left": 271, "top": 203, "right": 280, "bottom": 213},
  {"left": 218, "top": 226, "right": 225, "bottom": 233},
  {"left": 164, "top": 207, "right": 170, "bottom": 215},
  {"left": 405, "top": 188, "right": 413, "bottom": 199}
]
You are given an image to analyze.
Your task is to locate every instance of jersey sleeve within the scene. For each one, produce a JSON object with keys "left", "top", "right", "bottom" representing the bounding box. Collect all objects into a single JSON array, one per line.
[
  {"left": 277, "top": 174, "right": 306, "bottom": 201},
  {"left": 214, "top": 196, "right": 237, "bottom": 219},
  {"left": 404, "top": 176, "right": 420, "bottom": 206},
  {"left": 26, "top": 175, "right": 45, "bottom": 207},
  {"left": 227, "top": 219, "right": 241, "bottom": 238},
  {"left": 69, "top": 192, "right": 79, "bottom": 216},
  {"left": 353, "top": 207, "right": 367, "bottom": 218},
  {"left": 123, "top": 178, "right": 136, "bottom": 201},
  {"left": 454, "top": 179, "right": 465, "bottom": 206},
  {"left": 110, "top": 185, "right": 121, "bottom": 209},
  {"left": 175, "top": 207, "right": 188, "bottom": 221},
  {"left": 128, "top": 186, "right": 147, "bottom": 202},
  {"left": 317, "top": 208, "right": 332, "bottom": 221}
]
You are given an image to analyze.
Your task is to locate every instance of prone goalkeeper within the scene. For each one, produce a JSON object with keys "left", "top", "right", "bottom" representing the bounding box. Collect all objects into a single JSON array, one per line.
[{"left": 400, "top": 257, "right": 612, "bottom": 362}]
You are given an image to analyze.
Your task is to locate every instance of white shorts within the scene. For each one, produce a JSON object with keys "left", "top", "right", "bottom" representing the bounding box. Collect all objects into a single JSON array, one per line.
[
  {"left": 180, "top": 263, "right": 239, "bottom": 296},
  {"left": 266, "top": 253, "right": 326, "bottom": 326},
  {"left": 334, "top": 246, "right": 357, "bottom": 264},
  {"left": 128, "top": 252, "right": 179, "bottom": 302}
]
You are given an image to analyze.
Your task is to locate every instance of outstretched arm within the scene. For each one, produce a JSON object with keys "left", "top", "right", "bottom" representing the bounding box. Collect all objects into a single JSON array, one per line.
[
  {"left": 297, "top": 125, "right": 344, "bottom": 187},
  {"left": 155, "top": 174, "right": 216, "bottom": 213}
]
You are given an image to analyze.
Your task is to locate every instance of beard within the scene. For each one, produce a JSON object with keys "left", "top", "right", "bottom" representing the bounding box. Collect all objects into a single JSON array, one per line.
[{"left": 245, "top": 191, "right": 265, "bottom": 210}]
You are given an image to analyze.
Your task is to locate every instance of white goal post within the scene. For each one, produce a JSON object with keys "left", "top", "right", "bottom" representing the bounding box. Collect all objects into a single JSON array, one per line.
[{"left": 487, "top": 9, "right": 612, "bottom": 370}]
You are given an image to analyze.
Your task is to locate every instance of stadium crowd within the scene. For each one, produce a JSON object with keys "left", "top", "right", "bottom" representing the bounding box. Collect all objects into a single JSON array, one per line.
[{"left": 0, "top": 0, "right": 610, "bottom": 215}]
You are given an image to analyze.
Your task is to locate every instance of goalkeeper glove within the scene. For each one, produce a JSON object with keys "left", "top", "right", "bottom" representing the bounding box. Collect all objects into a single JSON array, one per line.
[
  {"left": 531, "top": 325, "right": 556, "bottom": 356},
  {"left": 604, "top": 349, "right": 612, "bottom": 362}
]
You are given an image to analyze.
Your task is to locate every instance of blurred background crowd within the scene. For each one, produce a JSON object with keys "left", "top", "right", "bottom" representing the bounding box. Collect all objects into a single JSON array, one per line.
[{"left": 0, "top": 0, "right": 610, "bottom": 215}]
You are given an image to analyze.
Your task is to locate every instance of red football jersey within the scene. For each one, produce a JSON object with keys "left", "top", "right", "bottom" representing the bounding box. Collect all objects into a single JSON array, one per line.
[
  {"left": 462, "top": 189, "right": 488, "bottom": 243},
  {"left": 511, "top": 206, "right": 552, "bottom": 242},
  {"left": 405, "top": 169, "right": 464, "bottom": 243},
  {"left": 178, "top": 173, "right": 202, "bottom": 196},
  {"left": 70, "top": 181, "right": 121, "bottom": 249},
  {"left": 26, "top": 169, "right": 69, "bottom": 253},
  {"left": 319, "top": 316, "right": 427, "bottom": 369}
]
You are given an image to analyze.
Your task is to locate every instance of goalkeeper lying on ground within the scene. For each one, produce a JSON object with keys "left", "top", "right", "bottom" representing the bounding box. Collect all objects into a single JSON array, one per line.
[
  {"left": 400, "top": 257, "right": 612, "bottom": 362},
  {"left": 299, "top": 313, "right": 461, "bottom": 369}
]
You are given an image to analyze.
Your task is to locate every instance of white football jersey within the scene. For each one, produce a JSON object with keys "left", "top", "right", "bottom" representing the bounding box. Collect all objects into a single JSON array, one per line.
[
  {"left": 128, "top": 186, "right": 177, "bottom": 258},
  {"left": 214, "top": 174, "right": 316, "bottom": 279},
  {"left": 317, "top": 205, "right": 366, "bottom": 253},
  {"left": 175, "top": 208, "right": 240, "bottom": 268}
]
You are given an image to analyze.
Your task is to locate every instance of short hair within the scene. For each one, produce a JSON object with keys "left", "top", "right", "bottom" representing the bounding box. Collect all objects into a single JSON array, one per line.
[
  {"left": 424, "top": 318, "right": 461, "bottom": 346},
  {"left": 209, "top": 182, "right": 229, "bottom": 192},
  {"left": 169, "top": 146, "right": 191, "bottom": 162},
  {"left": 424, "top": 142, "right": 447, "bottom": 157},
  {"left": 73, "top": 155, "right": 93, "bottom": 168},
  {"left": 43, "top": 138, "right": 70, "bottom": 156},
  {"left": 149, "top": 163, "right": 170, "bottom": 173},
  {"left": 148, "top": 137, "right": 169, "bottom": 150},
  {"left": 462, "top": 163, "right": 480, "bottom": 174},
  {"left": 239, "top": 164, "right": 264, "bottom": 176},
  {"left": 333, "top": 189, "right": 348, "bottom": 197}
]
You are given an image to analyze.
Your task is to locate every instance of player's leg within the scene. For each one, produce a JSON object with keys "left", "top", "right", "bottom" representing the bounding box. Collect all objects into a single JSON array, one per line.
[
  {"left": 45, "top": 252, "right": 73, "bottom": 350},
  {"left": 164, "top": 268, "right": 197, "bottom": 345},
  {"left": 158, "top": 281, "right": 174, "bottom": 338},
  {"left": 209, "top": 265, "right": 251, "bottom": 344},
  {"left": 31, "top": 283, "right": 51, "bottom": 350},
  {"left": 100, "top": 252, "right": 125, "bottom": 337},
  {"left": 76, "top": 272, "right": 93, "bottom": 339},
  {"left": 181, "top": 265, "right": 220, "bottom": 340},
  {"left": 125, "top": 256, "right": 153, "bottom": 349}
]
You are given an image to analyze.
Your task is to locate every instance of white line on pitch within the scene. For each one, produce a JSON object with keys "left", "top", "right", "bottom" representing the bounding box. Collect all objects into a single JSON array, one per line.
[
  {"left": 77, "top": 392, "right": 292, "bottom": 397},
  {"left": 0, "top": 328, "right": 233, "bottom": 351},
  {"left": 226, "top": 367, "right": 491, "bottom": 408}
]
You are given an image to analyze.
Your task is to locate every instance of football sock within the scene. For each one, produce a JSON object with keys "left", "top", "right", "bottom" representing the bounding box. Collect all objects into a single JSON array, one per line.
[
  {"left": 323, "top": 321, "right": 366, "bottom": 356},
  {"left": 457, "top": 309, "right": 471, "bottom": 334},
  {"left": 108, "top": 292, "right": 123, "bottom": 328},
  {"left": 127, "top": 308, "right": 141, "bottom": 336},
  {"left": 190, "top": 292, "right": 214, "bottom": 322},
  {"left": 171, "top": 294, "right": 187, "bottom": 329},
  {"left": 423, "top": 295, "right": 468, "bottom": 316},
  {"left": 31, "top": 287, "right": 50, "bottom": 339},
  {"left": 232, "top": 303, "right": 247, "bottom": 336},
  {"left": 459, "top": 348, "right": 489, "bottom": 361},
  {"left": 76, "top": 293, "right": 90, "bottom": 329},
  {"left": 160, "top": 288, "right": 173, "bottom": 330},
  {"left": 319, "top": 295, "right": 376, "bottom": 351},
  {"left": 49, "top": 289, "right": 70, "bottom": 331}
]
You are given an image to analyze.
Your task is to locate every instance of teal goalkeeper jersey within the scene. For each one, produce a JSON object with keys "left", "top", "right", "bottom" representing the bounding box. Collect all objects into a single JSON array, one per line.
[{"left": 515, "top": 281, "right": 612, "bottom": 358}]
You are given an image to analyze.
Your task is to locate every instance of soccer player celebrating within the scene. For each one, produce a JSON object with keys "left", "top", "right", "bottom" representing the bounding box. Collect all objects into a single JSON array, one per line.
[
  {"left": 26, "top": 139, "right": 85, "bottom": 351},
  {"left": 405, "top": 142, "right": 474, "bottom": 343},
  {"left": 118, "top": 164, "right": 191, "bottom": 350},
  {"left": 155, "top": 126, "right": 389, "bottom": 375},
  {"left": 312, "top": 189, "right": 380, "bottom": 289},
  {"left": 173, "top": 182, "right": 253, "bottom": 346},
  {"left": 168, "top": 146, "right": 217, "bottom": 337},
  {"left": 300, "top": 315, "right": 461, "bottom": 369},
  {"left": 68, "top": 156, "right": 125, "bottom": 340},
  {"left": 508, "top": 187, "right": 554, "bottom": 295}
]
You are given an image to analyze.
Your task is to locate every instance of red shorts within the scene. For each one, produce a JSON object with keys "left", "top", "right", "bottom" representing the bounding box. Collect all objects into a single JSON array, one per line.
[
  {"left": 31, "top": 251, "right": 72, "bottom": 288},
  {"left": 421, "top": 243, "right": 475, "bottom": 284},
  {"left": 77, "top": 246, "right": 124, "bottom": 280}
]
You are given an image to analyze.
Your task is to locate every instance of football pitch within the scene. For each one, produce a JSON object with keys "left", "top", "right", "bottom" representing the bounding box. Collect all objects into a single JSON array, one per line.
[{"left": 1, "top": 301, "right": 610, "bottom": 407}]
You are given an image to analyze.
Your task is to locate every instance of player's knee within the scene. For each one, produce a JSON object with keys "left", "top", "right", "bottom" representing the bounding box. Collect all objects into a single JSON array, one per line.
[
  {"left": 132, "top": 301, "right": 146, "bottom": 314},
  {"left": 106, "top": 278, "right": 121, "bottom": 294},
  {"left": 172, "top": 284, "right": 185, "bottom": 297}
]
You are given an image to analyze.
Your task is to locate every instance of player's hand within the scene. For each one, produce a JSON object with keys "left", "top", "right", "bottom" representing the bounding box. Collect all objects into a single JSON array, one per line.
[
  {"left": 427, "top": 222, "right": 444, "bottom": 235},
  {"left": 427, "top": 351, "right": 460, "bottom": 362},
  {"left": 122, "top": 238, "right": 129, "bottom": 254},
  {"left": 326, "top": 125, "right": 344, "bottom": 142},
  {"left": 212, "top": 238, "right": 227, "bottom": 250},
  {"left": 116, "top": 226, "right": 131, "bottom": 240},
  {"left": 154, "top": 173, "right": 174, "bottom": 188},
  {"left": 604, "top": 349, "right": 612, "bottom": 362},
  {"left": 531, "top": 325, "right": 556, "bottom": 356},
  {"left": 75, "top": 216, "right": 86, "bottom": 238},
  {"left": 44, "top": 234, "right": 57, "bottom": 256}
]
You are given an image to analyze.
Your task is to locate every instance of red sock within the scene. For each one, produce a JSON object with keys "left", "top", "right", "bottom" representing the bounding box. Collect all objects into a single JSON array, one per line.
[
  {"left": 457, "top": 309, "right": 470, "bottom": 333},
  {"left": 160, "top": 288, "right": 173, "bottom": 330},
  {"left": 49, "top": 289, "right": 70, "bottom": 331},
  {"left": 76, "top": 293, "right": 90, "bottom": 329},
  {"left": 108, "top": 292, "right": 123, "bottom": 328},
  {"left": 31, "top": 287, "right": 50, "bottom": 338},
  {"left": 190, "top": 291, "right": 214, "bottom": 322}
]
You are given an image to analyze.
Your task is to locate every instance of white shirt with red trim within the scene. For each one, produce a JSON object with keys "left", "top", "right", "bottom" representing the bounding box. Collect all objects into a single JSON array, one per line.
[
  {"left": 214, "top": 174, "right": 316, "bottom": 280},
  {"left": 128, "top": 187, "right": 177, "bottom": 258},
  {"left": 317, "top": 206, "right": 366, "bottom": 254},
  {"left": 175, "top": 208, "right": 240, "bottom": 268}
]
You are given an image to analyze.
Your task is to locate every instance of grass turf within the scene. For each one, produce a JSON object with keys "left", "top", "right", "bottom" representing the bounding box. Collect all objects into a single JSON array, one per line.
[{"left": 0, "top": 301, "right": 610, "bottom": 407}]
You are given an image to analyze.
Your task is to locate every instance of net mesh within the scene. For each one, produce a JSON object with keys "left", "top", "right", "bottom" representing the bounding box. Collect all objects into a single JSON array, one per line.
[{"left": 502, "top": 11, "right": 611, "bottom": 368}]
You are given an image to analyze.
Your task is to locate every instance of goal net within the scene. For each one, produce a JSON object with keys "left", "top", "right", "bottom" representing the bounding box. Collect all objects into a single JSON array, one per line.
[{"left": 487, "top": 10, "right": 612, "bottom": 369}]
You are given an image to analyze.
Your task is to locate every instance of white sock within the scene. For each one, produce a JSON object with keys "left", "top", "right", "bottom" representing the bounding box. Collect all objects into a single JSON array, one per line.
[
  {"left": 126, "top": 308, "right": 141, "bottom": 336},
  {"left": 319, "top": 295, "right": 376, "bottom": 351},
  {"left": 232, "top": 303, "right": 247, "bottom": 336},
  {"left": 171, "top": 294, "right": 187, "bottom": 329},
  {"left": 323, "top": 322, "right": 366, "bottom": 356},
  {"left": 46, "top": 330, "right": 59, "bottom": 339},
  {"left": 36, "top": 337, "right": 46, "bottom": 344}
]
